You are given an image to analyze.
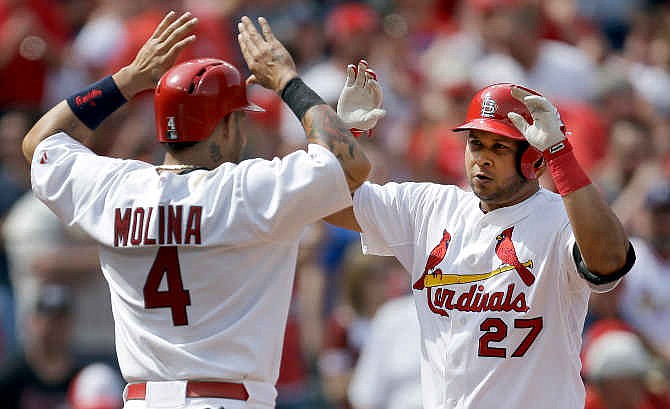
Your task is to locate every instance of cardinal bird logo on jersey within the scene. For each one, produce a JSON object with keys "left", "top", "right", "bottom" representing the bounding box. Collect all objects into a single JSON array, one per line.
[
  {"left": 413, "top": 229, "right": 451, "bottom": 291},
  {"left": 413, "top": 226, "right": 534, "bottom": 318},
  {"left": 495, "top": 227, "right": 535, "bottom": 286}
]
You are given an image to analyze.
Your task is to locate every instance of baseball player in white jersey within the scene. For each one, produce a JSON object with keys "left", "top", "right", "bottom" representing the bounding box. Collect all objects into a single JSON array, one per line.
[
  {"left": 327, "top": 83, "right": 635, "bottom": 409},
  {"left": 22, "top": 12, "right": 384, "bottom": 409}
]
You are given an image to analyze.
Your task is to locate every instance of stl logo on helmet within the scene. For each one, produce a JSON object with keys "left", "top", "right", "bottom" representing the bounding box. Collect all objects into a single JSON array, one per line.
[
  {"left": 413, "top": 226, "right": 534, "bottom": 317},
  {"left": 166, "top": 117, "right": 178, "bottom": 140},
  {"left": 480, "top": 95, "right": 497, "bottom": 118}
]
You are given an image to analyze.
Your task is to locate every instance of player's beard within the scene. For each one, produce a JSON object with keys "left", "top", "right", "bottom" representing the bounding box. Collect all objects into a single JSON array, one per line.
[{"left": 470, "top": 173, "right": 531, "bottom": 207}]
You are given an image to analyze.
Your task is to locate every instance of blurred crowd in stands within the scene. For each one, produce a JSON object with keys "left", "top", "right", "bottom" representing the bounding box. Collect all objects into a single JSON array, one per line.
[{"left": 0, "top": 0, "right": 669, "bottom": 408}]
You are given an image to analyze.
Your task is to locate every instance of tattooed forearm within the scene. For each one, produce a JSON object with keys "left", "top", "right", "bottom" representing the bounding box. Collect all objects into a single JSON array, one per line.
[
  {"left": 303, "top": 105, "right": 357, "bottom": 159},
  {"left": 302, "top": 104, "right": 371, "bottom": 190}
]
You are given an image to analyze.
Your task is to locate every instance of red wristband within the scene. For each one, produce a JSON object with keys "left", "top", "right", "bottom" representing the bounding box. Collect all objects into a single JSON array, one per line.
[
  {"left": 542, "top": 139, "right": 591, "bottom": 196},
  {"left": 350, "top": 128, "right": 372, "bottom": 138}
]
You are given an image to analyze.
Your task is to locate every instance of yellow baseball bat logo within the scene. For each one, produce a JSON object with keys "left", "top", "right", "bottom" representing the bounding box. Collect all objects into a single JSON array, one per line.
[{"left": 422, "top": 260, "right": 533, "bottom": 288}]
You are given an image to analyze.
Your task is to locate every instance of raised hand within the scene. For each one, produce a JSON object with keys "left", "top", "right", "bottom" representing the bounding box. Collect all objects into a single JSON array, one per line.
[
  {"left": 118, "top": 11, "right": 198, "bottom": 98},
  {"left": 337, "top": 60, "right": 386, "bottom": 134},
  {"left": 507, "top": 86, "right": 565, "bottom": 152},
  {"left": 237, "top": 16, "right": 298, "bottom": 94}
]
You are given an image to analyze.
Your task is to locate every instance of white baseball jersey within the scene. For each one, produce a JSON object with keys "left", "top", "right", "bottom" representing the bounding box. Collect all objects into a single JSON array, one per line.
[
  {"left": 353, "top": 181, "right": 619, "bottom": 409},
  {"left": 30, "top": 132, "right": 353, "bottom": 407}
]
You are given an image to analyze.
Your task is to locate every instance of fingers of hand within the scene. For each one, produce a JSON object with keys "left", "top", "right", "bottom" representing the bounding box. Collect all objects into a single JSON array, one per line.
[
  {"left": 163, "top": 17, "right": 198, "bottom": 52},
  {"left": 237, "top": 17, "right": 264, "bottom": 60},
  {"left": 355, "top": 60, "right": 368, "bottom": 87},
  {"left": 365, "top": 108, "right": 387, "bottom": 121},
  {"left": 156, "top": 12, "right": 193, "bottom": 43},
  {"left": 510, "top": 86, "right": 532, "bottom": 103},
  {"left": 257, "top": 17, "right": 276, "bottom": 43},
  {"left": 237, "top": 25, "right": 259, "bottom": 62},
  {"left": 239, "top": 16, "right": 263, "bottom": 44},
  {"left": 507, "top": 112, "right": 529, "bottom": 133},
  {"left": 151, "top": 11, "right": 177, "bottom": 40},
  {"left": 523, "top": 95, "right": 553, "bottom": 115},
  {"left": 167, "top": 34, "right": 196, "bottom": 59},
  {"left": 346, "top": 64, "right": 357, "bottom": 87},
  {"left": 367, "top": 79, "right": 383, "bottom": 107},
  {"left": 364, "top": 69, "right": 380, "bottom": 100}
]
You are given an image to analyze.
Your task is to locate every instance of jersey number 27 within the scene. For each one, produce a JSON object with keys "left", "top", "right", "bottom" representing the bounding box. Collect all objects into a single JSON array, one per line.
[
  {"left": 143, "top": 246, "right": 191, "bottom": 326},
  {"left": 478, "top": 317, "right": 543, "bottom": 358}
]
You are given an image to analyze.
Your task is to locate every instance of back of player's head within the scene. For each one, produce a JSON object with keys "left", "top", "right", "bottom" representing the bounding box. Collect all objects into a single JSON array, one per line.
[
  {"left": 453, "top": 83, "right": 560, "bottom": 180},
  {"left": 155, "top": 58, "right": 264, "bottom": 144}
]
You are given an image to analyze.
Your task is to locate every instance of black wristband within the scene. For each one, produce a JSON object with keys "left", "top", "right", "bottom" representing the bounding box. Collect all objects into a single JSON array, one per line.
[
  {"left": 572, "top": 241, "right": 636, "bottom": 285},
  {"left": 280, "top": 77, "right": 326, "bottom": 121},
  {"left": 66, "top": 76, "right": 128, "bottom": 130}
]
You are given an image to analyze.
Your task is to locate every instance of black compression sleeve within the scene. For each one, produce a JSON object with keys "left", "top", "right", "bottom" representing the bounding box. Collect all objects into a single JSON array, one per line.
[{"left": 280, "top": 77, "right": 326, "bottom": 121}]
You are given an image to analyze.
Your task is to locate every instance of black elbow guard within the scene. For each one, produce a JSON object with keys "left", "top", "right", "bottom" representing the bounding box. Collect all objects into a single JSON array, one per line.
[{"left": 572, "top": 241, "right": 636, "bottom": 285}]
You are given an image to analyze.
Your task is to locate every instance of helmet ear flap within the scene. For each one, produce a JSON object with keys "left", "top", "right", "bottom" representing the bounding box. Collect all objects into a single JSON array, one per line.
[{"left": 519, "top": 146, "right": 543, "bottom": 180}]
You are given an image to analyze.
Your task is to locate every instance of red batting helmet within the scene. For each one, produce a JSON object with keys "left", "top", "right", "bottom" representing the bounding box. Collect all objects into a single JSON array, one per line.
[
  {"left": 155, "top": 58, "right": 264, "bottom": 143},
  {"left": 453, "top": 83, "right": 547, "bottom": 180}
]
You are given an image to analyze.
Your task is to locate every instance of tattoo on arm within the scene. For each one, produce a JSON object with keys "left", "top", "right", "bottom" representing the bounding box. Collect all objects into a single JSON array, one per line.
[
  {"left": 303, "top": 105, "right": 358, "bottom": 160},
  {"left": 208, "top": 141, "right": 224, "bottom": 164}
]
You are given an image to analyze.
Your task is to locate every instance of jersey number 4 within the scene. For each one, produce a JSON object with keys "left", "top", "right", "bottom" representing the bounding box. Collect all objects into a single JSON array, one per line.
[
  {"left": 478, "top": 317, "right": 543, "bottom": 358},
  {"left": 143, "top": 246, "right": 191, "bottom": 326}
]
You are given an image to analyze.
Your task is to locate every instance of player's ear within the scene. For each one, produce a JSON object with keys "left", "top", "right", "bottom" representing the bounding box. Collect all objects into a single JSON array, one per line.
[{"left": 531, "top": 157, "right": 546, "bottom": 177}]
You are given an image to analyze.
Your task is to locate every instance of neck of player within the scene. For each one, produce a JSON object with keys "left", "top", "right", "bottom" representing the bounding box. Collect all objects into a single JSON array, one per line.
[
  {"left": 479, "top": 180, "right": 540, "bottom": 213},
  {"left": 162, "top": 115, "right": 245, "bottom": 170}
]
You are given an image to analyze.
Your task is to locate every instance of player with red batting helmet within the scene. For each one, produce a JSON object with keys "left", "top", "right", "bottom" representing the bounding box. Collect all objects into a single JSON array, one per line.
[
  {"left": 154, "top": 58, "right": 265, "bottom": 143},
  {"left": 327, "top": 81, "right": 635, "bottom": 409},
  {"left": 453, "top": 83, "right": 549, "bottom": 180}
]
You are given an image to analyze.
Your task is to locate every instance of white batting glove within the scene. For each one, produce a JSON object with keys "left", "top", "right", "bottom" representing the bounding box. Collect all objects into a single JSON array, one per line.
[
  {"left": 337, "top": 60, "right": 386, "bottom": 136},
  {"left": 507, "top": 86, "right": 565, "bottom": 153}
]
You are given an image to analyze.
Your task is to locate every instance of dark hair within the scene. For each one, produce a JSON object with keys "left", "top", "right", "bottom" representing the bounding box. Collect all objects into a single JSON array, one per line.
[{"left": 164, "top": 141, "right": 199, "bottom": 152}]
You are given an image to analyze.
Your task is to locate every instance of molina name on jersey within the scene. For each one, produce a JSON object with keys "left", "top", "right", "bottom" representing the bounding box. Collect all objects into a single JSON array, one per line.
[{"left": 114, "top": 205, "right": 203, "bottom": 247}]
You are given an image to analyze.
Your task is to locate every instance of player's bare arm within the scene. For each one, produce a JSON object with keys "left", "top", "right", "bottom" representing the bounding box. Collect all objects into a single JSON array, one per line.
[
  {"left": 324, "top": 206, "right": 361, "bottom": 232},
  {"left": 509, "top": 86, "right": 631, "bottom": 276},
  {"left": 22, "top": 11, "right": 198, "bottom": 163},
  {"left": 237, "top": 16, "right": 371, "bottom": 191},
  {"left": 560, "top": 185, "right": 630, "bottom": 275}
]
